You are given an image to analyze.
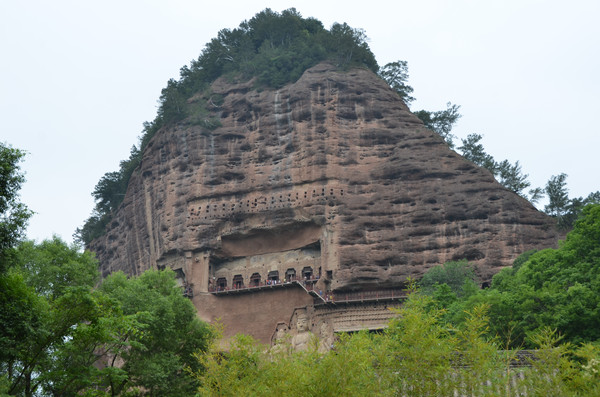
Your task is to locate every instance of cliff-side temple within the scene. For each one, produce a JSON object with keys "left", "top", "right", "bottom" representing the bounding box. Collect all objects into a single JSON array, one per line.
[{"left": 90, "top": 63, "right": 559, "bottom": 347}]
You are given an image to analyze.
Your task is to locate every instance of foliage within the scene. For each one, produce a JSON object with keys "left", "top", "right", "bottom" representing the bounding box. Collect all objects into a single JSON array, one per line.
[
  {"left": 543, "top": 173, "right": 599, "bottom": 230},
  {"left": 378, "top": 60, "right": 415, "bottom": 105},
  {"left": 496, "top": 159, "right": 531, "bottom": 195},
  {"left": 414, "top": 102, "right": 462, "bottom": 148},
  {"left": 99, "top": 269, "right": 213, "bottom": 396},
  {"left": 419, "top": 260, "right": 478, "bottom": 298},
  {"left": 436, "top": 204, "right": 600, "bottom": 348},
  {"left": 457, "top": 133, "right": 496, "bottom": 172},
  {"left": 456, "top": 135, "right": 596, "bottom": 215},
  {"left": 191, "top": 286, "right": 600, "bottom": 396},
  {"left": 457, "top": 133, "right": 537, "bottom": 199},
  {"left": 0, "top": 237, "right": 109, "bottom": 396},
  {"left": 79, "top": 9, "right": 379, "bottom": 246},
  {"left": 0, "top": 143, "right": 32, "bottom": 269},
  {"left": 0, "top": 237, "right": 212, "bottom": 396},
  {"left": 544, "top": 173, "right": 570, "bottom": 220}
]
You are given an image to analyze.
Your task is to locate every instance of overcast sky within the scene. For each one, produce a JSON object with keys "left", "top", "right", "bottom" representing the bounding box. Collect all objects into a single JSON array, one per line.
[{"left": 2, "top": 0, "right": 599, "bottom": 244}]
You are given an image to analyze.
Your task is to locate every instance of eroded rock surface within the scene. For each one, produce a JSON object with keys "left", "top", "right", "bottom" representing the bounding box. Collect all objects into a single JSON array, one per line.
[{"left": 90, "top": 62, "right": 559, "bottom": 300}]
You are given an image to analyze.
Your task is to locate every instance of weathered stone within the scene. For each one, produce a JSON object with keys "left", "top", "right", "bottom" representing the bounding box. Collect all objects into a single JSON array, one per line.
[{"left": 90, "top": 62, "right": 559, "bottom": 343}]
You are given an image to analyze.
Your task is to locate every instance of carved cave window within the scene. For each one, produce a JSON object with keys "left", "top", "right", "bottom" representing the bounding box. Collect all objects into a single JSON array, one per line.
[
  {"left": 268, "top": 270, "right": 279, "bottom": 282},
  {"left": 286, "top": 268, "right": 296, "bottom": 281},
  {"left": 250, "top": 272, "right": 261, "bottom": 287},
  {"left": 302, "top": 266, "right": 313, "bottom": 280},
  {"left": 233, "top": 274, "right": 244, "bottom": 289},
  {"left": 216, "top": 277, "right": 227, "bottom": 290}
]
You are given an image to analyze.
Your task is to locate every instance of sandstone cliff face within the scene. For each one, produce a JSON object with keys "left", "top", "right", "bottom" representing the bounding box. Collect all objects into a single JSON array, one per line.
[{"left": 90, "top": 63, "right": 559, "bottom": 294}]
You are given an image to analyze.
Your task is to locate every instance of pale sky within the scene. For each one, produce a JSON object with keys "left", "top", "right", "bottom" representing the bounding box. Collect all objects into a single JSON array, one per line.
[{"left": 1, "top": 0, "right": 599, "bottom": 244}]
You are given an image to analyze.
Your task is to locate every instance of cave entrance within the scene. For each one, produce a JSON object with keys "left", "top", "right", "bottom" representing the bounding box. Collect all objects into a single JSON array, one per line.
[
  {"left": 268, "top": 270, "right": 279, "bottom": 283},
  {"left": 216, "top": 277, "right": 227, "bottom": 291},
  {"left": 233, "top": 274, "right": 244, "bottom": 289},
  {"left": 250, "top": 272, "right": 261, "bottom": 287},
  {"left": 173, "top": 268, "right": 186, "bottom": 287},
  {"left": 285, "top": 268, "right": 296, "bottom": 282},
  {"left": 302, "top": 266, "right": 313, "bottom": 280}
]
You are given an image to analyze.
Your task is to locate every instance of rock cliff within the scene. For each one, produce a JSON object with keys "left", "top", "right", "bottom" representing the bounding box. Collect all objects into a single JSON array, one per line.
[{"left": 90, "top": 62, "right": 559, "bottom": 295}]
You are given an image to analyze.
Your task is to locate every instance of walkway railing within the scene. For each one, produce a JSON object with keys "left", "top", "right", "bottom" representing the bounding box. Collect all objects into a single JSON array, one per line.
[
  {"left": 208, "top": 277, "right": 320, "bottom": 293},
  {"left": 209, "top": 280, "right": 407, "bottom": 304},
  {"left": 320, "top": 289, "right": 408, "bottom": 304}
]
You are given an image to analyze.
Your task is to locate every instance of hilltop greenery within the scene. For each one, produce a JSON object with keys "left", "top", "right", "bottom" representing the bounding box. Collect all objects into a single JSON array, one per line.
[
  {"left": 76, "top": 8, "right": 381, "bottom": 245},
  {"left": 77, "top": 8, "right": 597, "bottom": 244}
]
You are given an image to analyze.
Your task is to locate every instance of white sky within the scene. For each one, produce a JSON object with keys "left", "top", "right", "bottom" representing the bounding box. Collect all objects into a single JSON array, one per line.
[{"left": 1, "top": 0, "right": 599, "bottom": 244}]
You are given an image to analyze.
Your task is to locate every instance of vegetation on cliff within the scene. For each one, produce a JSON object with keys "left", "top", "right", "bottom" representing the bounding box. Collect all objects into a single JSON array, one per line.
[
  {"left": 420, "top": 204, "right": 600, "bottom": 348},
  {"left": 77, "top": 8, "right": 598, "bottom": 244},
  {"left": 76, "top": 8, "right": 380, "bottom": 245}
]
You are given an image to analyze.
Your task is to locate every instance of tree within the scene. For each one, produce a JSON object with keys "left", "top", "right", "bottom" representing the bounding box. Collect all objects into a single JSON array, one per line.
[
  {"left": 528, "top": 187, "right": 545, "bottom": 205},
  {"left": 378, "top": 60, "right": 415, "bottom": 105},
  {"left": 1, "top": 237, "right": 108, "bottom": 396},
  {"left": 419, "top": 260, "right": 478, "bottom": 298},
  {"left": 457, "top": 133, "right": 497, "bottom": 172},
  {"left": 1, "top": 237, "right": 213, "bottom": 396},
  {"left": 100, "top": 269, "right": 213, "bottom": 396},
  {"left": 496, "top": 159, "right": 531, "bottom": 196},
  {"left": 448, "top": 204, "right": 600, "bottom": 348},
  {"left": 0, "top": 143, "right": 32, "bottom": 269},
  {"left": 545, "top": 173, "right": 570, "bottom": 227},
  {"left": 326, "top": 22, "right": 378, "bottom": 72},
  {"left": 414, "top": 102, "right": 461, "bottom": 148},
  {"left": 559, "top": 190, "right": 600, "bottom": 231},
  {"left": 457, "top": 134, "right": 536, "bottom": 199}
]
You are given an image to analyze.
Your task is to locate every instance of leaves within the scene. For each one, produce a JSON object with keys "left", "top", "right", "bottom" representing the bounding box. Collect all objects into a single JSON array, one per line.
[
  {"left": 0, "top": 143, "right": 32, "bottom": 266},
  {"left": 378, "top": 60, "right": 415, "bottom": 105},
  {"left": 191, "top": 288, "right": 600, "bottom": 396},
  {"left": 415, "top": 102, "right": 462, "bottom": 148},
  {"left": 80, "top": 9, "right": 380, "bottom": 245},
  {"left": 1, "top": 238, "right": 213, "bottom": 396}
]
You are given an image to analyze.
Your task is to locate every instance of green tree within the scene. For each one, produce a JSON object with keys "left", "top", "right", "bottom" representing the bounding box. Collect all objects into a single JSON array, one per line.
[
  {"left": 452, "top": 204, "right": 600, "bottom": 348},
  {"left": 496, "top": 159, "right": 531, "bottom": 196},
  {"left": 457, "top": 134, "right": 537, "bottom": 199},
  {"left": 545, "top": 173, "right": 570, "bottom": 227},
  {"left": 191, "top": 284, "right": 600, "bottom": 396},
  {"left": 378, "top": 60, "right": 415, "bottom": 105},
  {"left": 419, "top": 260, "right": 478, "bottom": 298},
  {"left": 559, "top": 190, "right": 600, "bottom": 231},
  {"left": 80, "top": 9, "right": 380, "bottom": 245},
  {"left": 326, "top": 23, "right": 377, "bottom": 72},
  {"left": 0, "top": 143, "right": 32, "bottom": 269},
  {"left": 457, "top": 133, "right": 496, "bottom": 172},
  {"left": 100, "top": 269, "right": 213, "bottom": 396},
  {"left": 414, "top": 102, "right": 462, "bottom": 148},
  {"left": 1, "top": 237, "right": 111, "bottom": 396},
  {"left": 1, "top": 237, "right": 213, "bottom": 396}
]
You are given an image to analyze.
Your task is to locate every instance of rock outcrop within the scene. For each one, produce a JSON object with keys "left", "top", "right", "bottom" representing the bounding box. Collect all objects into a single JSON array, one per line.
[{"left": 90, "top": 63, "right": 559, "bottom": 340}]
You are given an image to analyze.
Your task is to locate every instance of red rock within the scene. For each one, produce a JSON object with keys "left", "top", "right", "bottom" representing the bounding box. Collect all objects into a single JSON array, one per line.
[{"left": 90, "top": 63, "right": 559, "bottom": 343}]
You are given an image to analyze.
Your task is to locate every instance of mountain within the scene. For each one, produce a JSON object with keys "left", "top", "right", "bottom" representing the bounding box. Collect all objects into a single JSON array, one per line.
[{"left": 89, "top": 62, "right": 559, "bottom": 343}]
